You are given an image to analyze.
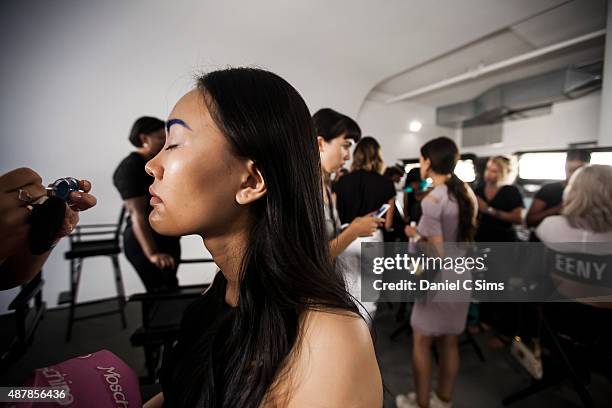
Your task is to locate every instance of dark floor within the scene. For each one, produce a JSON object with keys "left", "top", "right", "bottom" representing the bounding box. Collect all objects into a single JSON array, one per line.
[{"left": 1, "top": 299, "right": 611, "bottom": 407}]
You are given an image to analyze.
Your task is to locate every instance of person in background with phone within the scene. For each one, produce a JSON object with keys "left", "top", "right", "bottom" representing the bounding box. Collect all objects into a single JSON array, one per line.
[
  {"left": 313, "top": 110, "right": 385, "bottom": 323},
  {"left": 334, "top": 137, "right": 395, "bottom": 230},
  {"left": 113, "top": 117, "right": 181, "bottom": 292},
  {"left": 333, "top": 136, "right": 395, "bottom": 322}
]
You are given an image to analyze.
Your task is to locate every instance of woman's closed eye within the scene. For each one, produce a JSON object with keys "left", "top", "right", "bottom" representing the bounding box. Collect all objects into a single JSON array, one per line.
[{"left": 165, "top": 144, "right": 179, "bottom": 151}]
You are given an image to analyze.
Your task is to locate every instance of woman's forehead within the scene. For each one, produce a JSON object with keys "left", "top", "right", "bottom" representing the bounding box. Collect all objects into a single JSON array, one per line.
[
  {"left": 170, "top": 90, "right": 200, "bottom": 117},
  {"left": 168, "top": 90, "right": 214, "bottom": 131}
]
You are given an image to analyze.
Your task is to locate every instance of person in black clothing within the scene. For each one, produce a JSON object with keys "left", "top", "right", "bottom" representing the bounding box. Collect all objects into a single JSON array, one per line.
[
  {"left": 474, "top": 156, "right": 524, "bottom": 242},
  {"left": 333, "top": 136, "right": 395, "bottom": 322},
  {"left": 113, "top": 116, "right": 181, "bottom": 292},
  {"left": 144, "top": 68, "right": 382, "bottom": 408},
  {"left": 526, "top": 149, "right": 591, "bottom": 228},
  {"left": 383, "top": 166, "right": 406, "bottom": 242},
  {"left": 474, "top": 156, "right": 524, "bottom": 347},
  {"left": 403, "top": 167, "right": 429, "bottom": 226},
  {"left": 383, "top": 165, "right": 404, "bottom": 184},
  {"left": 334, "top": 137, "right": 396, "bottom": 229}
]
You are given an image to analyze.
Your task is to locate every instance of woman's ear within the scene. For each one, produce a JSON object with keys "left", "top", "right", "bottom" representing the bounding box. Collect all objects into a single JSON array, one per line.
[
  {"left": 420, "top": 158, "right": 431, "bottom": 179},
  {"left": 317, "top": 136, "right": 326, "bottom": 153},
  {"left": 236, "top": 160, "right": 266, "bottom": 205}
]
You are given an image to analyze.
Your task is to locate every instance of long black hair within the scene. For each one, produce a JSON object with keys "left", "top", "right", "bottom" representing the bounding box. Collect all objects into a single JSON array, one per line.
[
  {"left": 421, "top": 137, "right": 476, "bottom": 242},
  {"left": 176, "top": 68, "right": 359, "bottom": 407}
]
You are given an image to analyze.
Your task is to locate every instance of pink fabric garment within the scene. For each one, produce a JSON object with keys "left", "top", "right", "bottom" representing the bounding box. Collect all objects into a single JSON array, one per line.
[{"left": 13, "top": 349, "right": 141, "bottom": 408}]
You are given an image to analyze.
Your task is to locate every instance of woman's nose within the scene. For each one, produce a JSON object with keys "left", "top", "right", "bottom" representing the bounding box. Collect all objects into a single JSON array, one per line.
[{"left": 145, "top": 156, "right": 162, "bottom": 179}]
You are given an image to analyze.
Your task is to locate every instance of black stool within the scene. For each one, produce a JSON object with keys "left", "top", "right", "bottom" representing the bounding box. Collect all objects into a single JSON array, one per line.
[
  {"left": 0, "top": 270, "right": 46, "bottom": 372},
  {"left": 60, "top": 207, "right": 127, "bottom": 341},
  {"left": 129, "top": 258, "right": 215, "bottom": 382}
]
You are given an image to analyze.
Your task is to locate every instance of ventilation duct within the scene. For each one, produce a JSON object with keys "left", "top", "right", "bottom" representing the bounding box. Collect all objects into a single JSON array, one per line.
[{"left": 436, "top": 62, "right": 602, "bottom": 128}]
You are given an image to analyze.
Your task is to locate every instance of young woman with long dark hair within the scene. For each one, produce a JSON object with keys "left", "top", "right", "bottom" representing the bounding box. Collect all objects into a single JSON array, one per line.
[
  {"left": 143, "top": 68, "right": 382, "bottom": 408},
  {"left": 397, "top": 137, "right": 477, "bottom": 408},
  {"left": 312, "top": 109, "right": 385, "bottom": 323}
]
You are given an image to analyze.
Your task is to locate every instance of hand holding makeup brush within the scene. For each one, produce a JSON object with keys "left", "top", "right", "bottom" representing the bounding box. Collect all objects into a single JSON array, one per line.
[{"left": 0, "top": 167, "right": 97, "bottom": 289}]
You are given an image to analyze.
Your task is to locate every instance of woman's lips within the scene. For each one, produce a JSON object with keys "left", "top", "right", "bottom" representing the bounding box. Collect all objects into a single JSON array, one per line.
[{"left": 149, "top": 187, "right": 162, "bottom": 205}]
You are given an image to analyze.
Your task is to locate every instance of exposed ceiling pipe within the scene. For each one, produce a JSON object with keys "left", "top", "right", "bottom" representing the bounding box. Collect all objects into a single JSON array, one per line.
[{"left": 384, "top": 29, "right": 606, "bottom": 104}]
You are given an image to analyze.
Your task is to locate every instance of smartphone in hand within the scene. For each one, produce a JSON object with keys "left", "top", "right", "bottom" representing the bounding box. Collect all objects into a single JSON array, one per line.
[{"left": 372, "top": 203, "right": 390, "bottom": 219}]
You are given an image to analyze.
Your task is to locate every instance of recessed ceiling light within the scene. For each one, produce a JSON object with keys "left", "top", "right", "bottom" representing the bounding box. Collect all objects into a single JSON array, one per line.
[{"left": 409, "top": 120, "right": 422, "bottom": 132}]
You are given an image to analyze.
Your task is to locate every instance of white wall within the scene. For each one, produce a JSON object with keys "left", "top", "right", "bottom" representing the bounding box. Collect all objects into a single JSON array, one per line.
[
  {"left": 0, "top": 0, "right": 588, "bottom": 312},
  {"left": 357, "top": 92, "right": 458, "bottom": 166},
  {"left": 358, "top": 90, "right": 603, "bottom": 165},
  {"left": 460, "top": 91, "right": 602, "bottom": 156}
]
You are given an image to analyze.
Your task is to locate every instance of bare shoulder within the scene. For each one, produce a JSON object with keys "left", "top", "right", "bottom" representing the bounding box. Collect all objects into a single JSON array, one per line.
[
  {"left": 302, "top": 308, "right": 370, "bottom": 341},
  {"left": 267, "top": 309, "right": 383, "bottom": 407}
]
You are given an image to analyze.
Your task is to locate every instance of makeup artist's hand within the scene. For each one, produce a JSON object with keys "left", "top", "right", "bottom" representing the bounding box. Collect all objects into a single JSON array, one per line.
[
  {"left": 0, "top": 167, "right": 47, "bottom": 261},
  {"left": 56, "top": 179, "right": 97, "bottom": 241},
  {"left": 0, "top": 169, "right": 97, "bottom": 263}
]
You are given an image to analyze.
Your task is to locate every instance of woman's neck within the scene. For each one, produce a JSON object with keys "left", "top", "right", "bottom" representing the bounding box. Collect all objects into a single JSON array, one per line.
[
  {"left": 430, "top": 172, "right": 450, "bottom": 187},
  {"left": 321, "top": 170, "right": 330, "bottom": 201},
  {"left": 202, "top": 228, "right": 249, "bottom": 307}
]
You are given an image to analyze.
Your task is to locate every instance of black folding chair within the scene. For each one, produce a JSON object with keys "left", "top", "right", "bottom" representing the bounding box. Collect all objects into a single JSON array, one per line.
[
  {"left": 0, "top": 271, "right": 46, "bottom": 372},
  {"left": 503, "top": 246, "right": 612, "bottom": 407},
  {"left": 61, "top": 207, "right": 127, "bottom": 341},
  {"left": 129, "top": 258, "right": 215, "bottom": 382}
]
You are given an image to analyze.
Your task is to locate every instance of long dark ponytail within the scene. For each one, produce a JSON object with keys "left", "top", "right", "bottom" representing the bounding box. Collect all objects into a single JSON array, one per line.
[
  {"left": 175, "top": 68, "right": 359, "bottom": 407},
  {"left": 421, "top": 137, "right": 476, "bottom": 242}
]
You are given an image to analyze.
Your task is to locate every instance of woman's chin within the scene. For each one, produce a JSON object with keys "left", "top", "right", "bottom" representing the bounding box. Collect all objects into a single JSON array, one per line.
[{"left": 149, "top": 212, "right": 176, "bottom": 236}]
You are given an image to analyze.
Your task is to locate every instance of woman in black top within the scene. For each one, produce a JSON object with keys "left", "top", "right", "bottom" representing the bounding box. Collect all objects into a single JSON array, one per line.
[
  {"left": 402, "top": 167, "right": 428, "bottom": 225},
  {"left": 525, "top": 149, "right": 590, "bottom": 228},
  {"left": 332, "top": 136, "right": 394, "bottom": 322},
  {"left": 334, "top": 137, "right": 395, "bottom": 228},
  {"left": 474, "top": 156, "right": 524, "bottom": 346},
  {"left": 143, "top": 68, "right": 382, "bottom": 408},
  {"left": 474, "top": 156, "right": 524, "bottom": 242},
  {"left": 113, "top": 117, "right": 181, "bottom": 292}
]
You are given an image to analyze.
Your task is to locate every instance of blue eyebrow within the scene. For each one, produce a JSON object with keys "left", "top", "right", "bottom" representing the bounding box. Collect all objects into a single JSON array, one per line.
[{"left": 166, "top": 118, "right": 191, "bottom": 132}]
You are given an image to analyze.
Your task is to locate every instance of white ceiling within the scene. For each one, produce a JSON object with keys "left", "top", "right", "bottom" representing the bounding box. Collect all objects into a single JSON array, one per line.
[
  {"left": 0, "top": 0, "right": 574, "bottom": 121},
  {"left": 371, "top": 0, "right": 607, "bottom": 108}
]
